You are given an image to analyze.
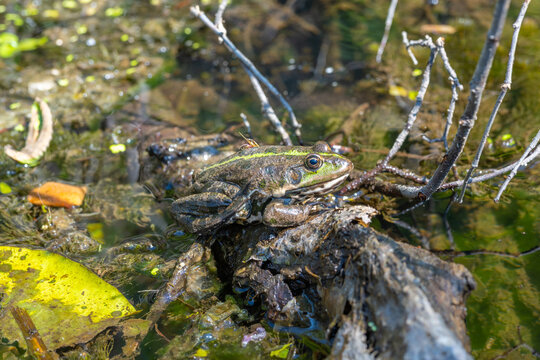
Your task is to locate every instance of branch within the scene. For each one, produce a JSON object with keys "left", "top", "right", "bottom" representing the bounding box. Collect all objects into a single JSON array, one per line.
[
  {"left": 240, "top": 113, "right": 253, "bottom": 138},
  {"left": 418, "top": 0, "right": 511, "bottom": 200},
  {"left": 190, "top": 5, "right": 302, "bottom": 144},
  {"left": 422, "top": 38, "right": 464, "bottom": 150},
  {"left": 458, "top": 0, "right": 531, "bottom": 203},
  {"left": 382, "top": 34, "right": 439, "bottom": 166},
  {"left": 494, "top": 129, "right": 540, "bottom": 202},
  {"left": 356, "top": 147, "right": 539, "bottom": 199},
  {"left": 245, "top": 65, "right": 293, "bottom": 145},
  {"left": 376, "top": 0, "right": 399, "bottom": 63}
]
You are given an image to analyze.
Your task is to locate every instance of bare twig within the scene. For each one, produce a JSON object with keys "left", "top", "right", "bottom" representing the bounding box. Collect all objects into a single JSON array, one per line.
[
  {"left": 422, "top": 39, "right": 464, "bottom": 150},
  {"left": 376, "top": 0, "right": 399, "bottom": 63},
  {"left": 245, "top": 67, "right": 292, "bottom": 144},
  {"left": 351, "top": 146, "right": 539, "bottom": 199},
  {"left": 442, "top": 193, "right": 457, "bottom": 250},
  {"left": 212, "top": 1, "right": 292, "bottom": 145},
  {"left": 494, "top": 129, "right": 540, "bottom": 202},
  {"left": 190, "top": 5, "right": 302, "bottom": 144},
  {"left": 382, "top": 35, "right": 439, "bottom": 166},
  {"left": 419, "top": 0, "right": 511, "bottom": 200},
  {"left": 401, "top": 31, "right": 418, "bottom": 65},
  {"left": 240, "top": 113, "right": 253, "bottom": 138},
  {"left": 383, "top": 165, "right": 428, "bottom": 184},
  {"left": 391, "top": 219, "right": 430, "bottom": 248},
  {"left": 458, "top": 0, "right": 531, "bottom": 203},
  {"left": 10, "top": 306, "right": 56, "bottom": 360},
  {"left": 214, "top": 0, "right": 228, "bottom": 40},
  {"left": 433, "top": 245, "right": 540, "bottom": 260}
]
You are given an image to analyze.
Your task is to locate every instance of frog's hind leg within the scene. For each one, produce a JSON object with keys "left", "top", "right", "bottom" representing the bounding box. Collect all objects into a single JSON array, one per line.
[{"left": 171, "top": 192, "right": 232, "bottom": 233}]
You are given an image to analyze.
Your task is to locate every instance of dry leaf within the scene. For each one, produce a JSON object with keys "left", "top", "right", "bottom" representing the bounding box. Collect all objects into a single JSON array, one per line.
[
  {"left": 4, "top": 99, "right": 53, "bottom": 165},
  {"left": 28, "top": 182, "right": 87, "bottom": 208},
  {"left": 420, "top": 24, "right": 457, "bottom": 35}
]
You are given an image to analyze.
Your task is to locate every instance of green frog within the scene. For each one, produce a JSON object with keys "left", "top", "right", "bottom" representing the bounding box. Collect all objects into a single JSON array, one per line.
[{"left": 171, "top": 141, "right": 353, "bottom": 233}]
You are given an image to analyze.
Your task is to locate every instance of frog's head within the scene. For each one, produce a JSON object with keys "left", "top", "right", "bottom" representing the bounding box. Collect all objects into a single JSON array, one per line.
[{"left": 278, "top": 141, "right": 353, "bottom": 198}]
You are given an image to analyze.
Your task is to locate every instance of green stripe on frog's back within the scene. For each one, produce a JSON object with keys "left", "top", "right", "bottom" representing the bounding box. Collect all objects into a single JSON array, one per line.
[{"left": 202, "top": 148, "right": 344, "bottom": 172}]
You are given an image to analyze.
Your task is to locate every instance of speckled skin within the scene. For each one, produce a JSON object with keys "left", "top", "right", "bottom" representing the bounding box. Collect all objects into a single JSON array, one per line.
[{"left": 171, "top": 142, "right": 353, "bottom": 233}]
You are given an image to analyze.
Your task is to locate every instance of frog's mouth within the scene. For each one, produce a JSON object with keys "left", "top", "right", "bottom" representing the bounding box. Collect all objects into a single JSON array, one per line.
[{"left": 285, "top": 173, "right": 349, "bottom": 198}]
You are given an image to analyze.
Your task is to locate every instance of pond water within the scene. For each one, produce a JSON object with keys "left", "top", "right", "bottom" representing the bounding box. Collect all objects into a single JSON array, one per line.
[{"left": 0, "top": 0, "right": 539, "bottom": 359}]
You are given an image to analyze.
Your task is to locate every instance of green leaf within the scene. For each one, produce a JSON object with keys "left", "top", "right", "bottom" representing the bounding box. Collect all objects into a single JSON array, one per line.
[
  {"left": 105, "top": 7, "right": 124, "bottom": 17},
  {"left": 17, "top": 37, "right": 48, "bottom": 52},
  {"left": 0, "top": 246, "right": 136, "bottom": 349}
]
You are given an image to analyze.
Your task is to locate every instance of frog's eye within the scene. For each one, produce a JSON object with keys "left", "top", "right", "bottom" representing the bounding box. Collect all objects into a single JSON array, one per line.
[{"left": 304, "top": 154, "right": 323, "bottom": 170}]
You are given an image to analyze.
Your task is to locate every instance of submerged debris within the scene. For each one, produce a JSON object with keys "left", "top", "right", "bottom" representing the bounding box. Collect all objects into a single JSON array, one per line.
[{"left": 4, "top": 99, "right": 53, "bottom": 166}]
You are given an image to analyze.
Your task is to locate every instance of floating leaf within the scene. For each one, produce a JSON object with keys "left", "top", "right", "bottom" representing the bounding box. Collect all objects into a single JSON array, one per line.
[
  {"left": 105, "top": 7, "right": 124, "bottom": 17},
  {"left": 4, "top": 99, "right": 53, "bottom": 165},
  {"left": 0, "top": 182, "right": 12, "bottom": 194},
  {"left": 17, "top": 37, "right": 48, "bottom": 52},
  {"left": 109, "top": 143, "right": 126, "bottom": 153},
  {"left": 43, "top": 9, "right": 59, "bottom": 18},
  {"left": 194, "top": 348, "right": 208, "bottom": 357},
  {"left": 270, "top": 343, "right": 292, "bottom": 358},
  {"left": 28, "top": 182, "right": 87, "bottom": 208},
  {"left": 8, "top": 102, "right": 20, "bottom": 110},
  {"left": 408, "top": 91, "right": 418, "bottom": 101},
  {"left": 87, "top": 223, "right": 104, "bottom": 243},
  {"left": 0, "top": 32, "right": 47, "bottom": 58},
  {"left": 389, "top": 85, "right": 408, "bottom": 97},
  {"left": 0, "top": 246, "right": 136, "bottom": 349}
]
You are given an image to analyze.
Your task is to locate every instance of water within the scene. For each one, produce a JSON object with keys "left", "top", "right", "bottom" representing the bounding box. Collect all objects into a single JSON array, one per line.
[{"left": 0, "top": 0, "right": 539, "bottom": 358}]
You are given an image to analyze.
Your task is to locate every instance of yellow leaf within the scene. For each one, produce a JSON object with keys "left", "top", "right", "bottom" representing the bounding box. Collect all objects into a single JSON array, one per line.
[
  {"left": 0, "top": 246, "right": 136, "bottom": 349},
  {"left": 270, "top": 343, "right": 292, "bottom": 358},
  {"left": 110, "top": 143, "right": 126, "bottom": 153},
  {"left": 408, "top": 91, "right": 418, "bottom": 101},
  {"left": 389, "top": 85, "right": 408, "bottom": 97},
  {"left": 0, "top": 182, "right": 12, "bottom": 194},
  {"left": 194, "top": 348, "right": 208, "bottom": 357}
]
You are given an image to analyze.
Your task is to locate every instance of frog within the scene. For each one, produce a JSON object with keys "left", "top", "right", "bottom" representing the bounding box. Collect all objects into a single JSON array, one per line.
[{"left": 171, "top": 141, "right": 353, "bottom": 233}]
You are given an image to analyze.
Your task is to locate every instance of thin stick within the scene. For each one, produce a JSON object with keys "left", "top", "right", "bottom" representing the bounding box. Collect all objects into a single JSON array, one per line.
[
  {"left": 190, "top": 5, "right": 302, "bottom": 144},
  {"left": 245, "top": 66, "right": 293, "bottom": 145},
  {"left": 356, "top": 146, "right": 539, "bottom": 199},
  {"left": 212, "top": 0, "right": 291, "bottom": 145},
  {"left": 240, "top": 113, "right": 253, "bottom": 138},
  {"left": 419, "top": 0, "right": 511, "bottom": 200},
  {"left": 10, "top": 306, "right": 56, "bottom": 360},
  {"left": 494, "top": 129, "right": 540, "bottom": 202},
  {"left": 376, "top": 0, "right": 399, "bottom": 63},
  {"left": 458, "top": 0, "right": 531, "bottom": 203},
  {"left": 382, "top": 35, "right": 439, "bottom": 166},
  {"left": 422, "top": 38, "right": 463, "bottom": 150},
  {"left": 402, "top": 31, "right": 418, "bottom": 65},
  {"left": 214, "top": 0, "right": 228, "bottom": 40}
]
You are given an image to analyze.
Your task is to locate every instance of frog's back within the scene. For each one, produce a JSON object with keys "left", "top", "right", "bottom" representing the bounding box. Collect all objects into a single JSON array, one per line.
[{"left": 195, "top": 146, "right": 304, "bottom": 184}]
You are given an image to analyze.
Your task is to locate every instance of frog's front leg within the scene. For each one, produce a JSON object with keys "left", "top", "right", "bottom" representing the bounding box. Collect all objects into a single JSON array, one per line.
[{"left": 262, "top": 200, "right": 311, "bottom": 227}]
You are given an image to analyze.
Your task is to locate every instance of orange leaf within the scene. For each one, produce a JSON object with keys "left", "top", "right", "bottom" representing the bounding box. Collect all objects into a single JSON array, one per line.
[{"left": 28, "top": 182, "right": 87, "bottom": 208}]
